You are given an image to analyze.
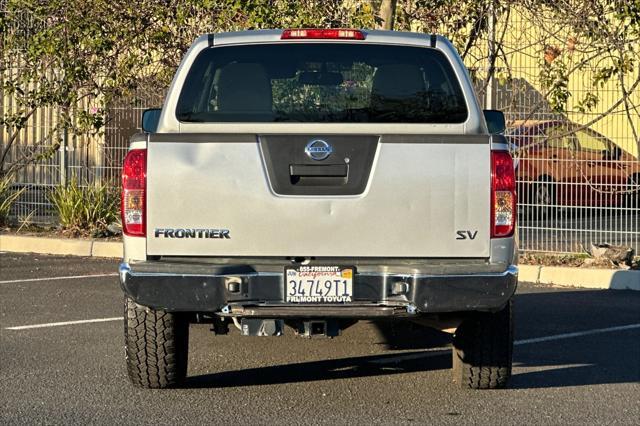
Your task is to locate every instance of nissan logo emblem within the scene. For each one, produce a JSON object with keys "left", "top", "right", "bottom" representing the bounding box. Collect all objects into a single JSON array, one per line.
[{"left": 305, "top": 139, "right": 333, "bottom": 161}]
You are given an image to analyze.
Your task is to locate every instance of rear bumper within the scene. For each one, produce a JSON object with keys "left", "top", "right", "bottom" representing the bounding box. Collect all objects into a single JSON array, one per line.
[{"left": 119, "top": 260, "right": 517, "bottom": 317}]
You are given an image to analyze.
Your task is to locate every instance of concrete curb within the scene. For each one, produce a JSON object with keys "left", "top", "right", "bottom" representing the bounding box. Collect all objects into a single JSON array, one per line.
[
  {"left": 0, "top": 235, "right": 122, "bottom": 258},
  {"left": 519, "top": 264, "right": 640, "bottom": 291},
  {"left": 1, "top": 235, "right": 638, "bottom": 290}
]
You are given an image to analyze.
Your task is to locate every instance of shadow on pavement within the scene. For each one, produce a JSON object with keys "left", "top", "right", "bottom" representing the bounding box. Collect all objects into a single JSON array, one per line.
[
  {"left": 183, "top": 288, "right": 640, "bottom": 389},
  {"left": 369, "top": 320, "right": 451, "bottom": 350},
  {"left": 509, "top": 288, "right": 640, "bottom": 389},
  {"left": 183, "top": 350, "right": 451, "bottom": 389}
]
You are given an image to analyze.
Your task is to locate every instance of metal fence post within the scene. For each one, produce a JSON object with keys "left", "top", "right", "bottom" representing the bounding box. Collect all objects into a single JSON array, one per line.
[
  {"left": 59, "top": 124, "right": 67, "bottom": 186},
  {"left": 485, "top": 0, "right": 496, "bottom": 110}
]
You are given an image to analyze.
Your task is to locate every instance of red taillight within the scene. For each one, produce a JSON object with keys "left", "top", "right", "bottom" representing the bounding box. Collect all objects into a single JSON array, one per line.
[
  {"left": 281, "top": 28, "right": 365, "bottom": 40},
  {"left": 491, "top": 150, "right": 517, "bottom": 238},
  {"left": 121, "top": 149, "right": 147, "bottom": 237}
]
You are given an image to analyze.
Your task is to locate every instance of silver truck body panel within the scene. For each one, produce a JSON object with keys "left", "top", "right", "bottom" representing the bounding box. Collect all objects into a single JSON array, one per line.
[{"left": 146, "top": 137, "right": 490, "bottom": 257}]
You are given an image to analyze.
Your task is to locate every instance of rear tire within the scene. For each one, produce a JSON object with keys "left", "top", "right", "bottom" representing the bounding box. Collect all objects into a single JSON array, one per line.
[
  {"left": 124, "top": 296, "right": 189, "bottom": 389},
  {"left": 531, "top": 178, "right": 555, "bottom": 219},
  {"left": 452, "top": 301, "right": 513, "bottom": 389}
]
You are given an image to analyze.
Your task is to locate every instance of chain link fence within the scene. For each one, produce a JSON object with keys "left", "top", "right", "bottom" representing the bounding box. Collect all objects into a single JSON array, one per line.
[{"left": 2, "top": 4, "right": 638, "bottom": 253}]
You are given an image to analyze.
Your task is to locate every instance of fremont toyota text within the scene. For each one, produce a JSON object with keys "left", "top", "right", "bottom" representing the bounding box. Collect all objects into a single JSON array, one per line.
[{"left": 119, "top": 28, "right": 518, "bottom": 390}]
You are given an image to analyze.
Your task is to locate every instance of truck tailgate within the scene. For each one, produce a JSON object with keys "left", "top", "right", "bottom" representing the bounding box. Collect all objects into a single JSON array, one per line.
[{"left": 146, "top": 134, "right": 490, "bottom": 258}]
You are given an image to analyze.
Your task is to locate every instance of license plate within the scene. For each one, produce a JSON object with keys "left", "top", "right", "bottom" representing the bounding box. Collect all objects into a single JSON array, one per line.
[{"left": 285, "top": 266, "right": 354, "bottom": 303}]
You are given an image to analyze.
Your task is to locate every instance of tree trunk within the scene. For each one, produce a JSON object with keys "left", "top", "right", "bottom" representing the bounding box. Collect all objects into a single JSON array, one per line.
[{"left": 378, "top": 0, "right": 397, "bottom": 30}]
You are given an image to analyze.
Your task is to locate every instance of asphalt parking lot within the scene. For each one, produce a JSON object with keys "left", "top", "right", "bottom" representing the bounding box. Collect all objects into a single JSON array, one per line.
[{"left": 1, "top": 253, "right": 639, "bottom": 425}]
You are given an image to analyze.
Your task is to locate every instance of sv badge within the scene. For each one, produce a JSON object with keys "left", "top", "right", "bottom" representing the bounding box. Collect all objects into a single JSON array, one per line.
[{"left": 456, "top": 230, "right": 478, "bottom": 240}]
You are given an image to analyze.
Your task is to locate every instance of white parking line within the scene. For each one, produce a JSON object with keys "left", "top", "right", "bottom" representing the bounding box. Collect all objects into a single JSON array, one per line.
[
  {"left": 513, "top": 323, "right": 640, "bottom": 345},
  {"left": 370, "top": 323, "right": 640, "bottom": 365},
  {"left": 4, "top": 314, "right": 640, "bottom": 350},
  {"left": 4, "top": 317, "right": 122, "bottom": 330},
  {"left": 0, "top": 273, "right": 118, "bottom": 284}
]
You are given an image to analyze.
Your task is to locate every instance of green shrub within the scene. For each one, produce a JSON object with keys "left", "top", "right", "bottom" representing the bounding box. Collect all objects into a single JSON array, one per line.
[
  {"left": 0, "top": 176, "right": 25, "bottom": 226},
  {"left": 48, "top": 177, "right": 119, "bottom": 234}
]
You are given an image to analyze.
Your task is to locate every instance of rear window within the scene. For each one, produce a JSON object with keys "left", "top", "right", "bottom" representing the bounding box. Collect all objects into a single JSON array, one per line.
[{"left": 176, "top": 43, "right": 468, "bottom": 123}]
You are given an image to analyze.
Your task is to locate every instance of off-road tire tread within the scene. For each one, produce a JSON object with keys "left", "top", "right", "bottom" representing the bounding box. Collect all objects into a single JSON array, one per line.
[
  {"left": 452, "top": 301, "right": 513, "bottom": 389},
  {"left": 124, "top": 297, "right": 188, "bottom": 388}
]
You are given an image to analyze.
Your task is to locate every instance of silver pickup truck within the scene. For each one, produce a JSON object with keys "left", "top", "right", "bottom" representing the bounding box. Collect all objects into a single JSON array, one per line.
[{"left": 120, "top": 28, "right": 517, "bottom": 390}]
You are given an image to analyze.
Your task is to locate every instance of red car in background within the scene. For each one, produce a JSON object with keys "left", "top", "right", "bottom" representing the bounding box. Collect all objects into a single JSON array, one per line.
[{"left": 507, "top": 120, "right": 639, "bottom": 212}]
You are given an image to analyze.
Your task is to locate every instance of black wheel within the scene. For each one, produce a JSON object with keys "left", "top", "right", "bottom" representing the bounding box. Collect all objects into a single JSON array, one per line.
[
  {"left": 452, "top": 301, "right": 513, "bottom": 389},
  {"left": 530, "top": 178, "right": 555, "bottom": 218},
  {"left": 124, "top": 296, "right": 189, "bottom": 388}
]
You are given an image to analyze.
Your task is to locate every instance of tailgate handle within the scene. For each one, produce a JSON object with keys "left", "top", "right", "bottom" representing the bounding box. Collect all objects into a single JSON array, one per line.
[
  {"left": 289, "top": 164, "right": 348, "bottom": 177},
  {"left": 289, "top": 164, "right": 348, "bottom": 185}
]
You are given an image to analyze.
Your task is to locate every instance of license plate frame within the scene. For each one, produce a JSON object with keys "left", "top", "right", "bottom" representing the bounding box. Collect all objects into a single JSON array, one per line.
[{"left": 285, "top": 265, "right": 354, "bottom": 303}]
